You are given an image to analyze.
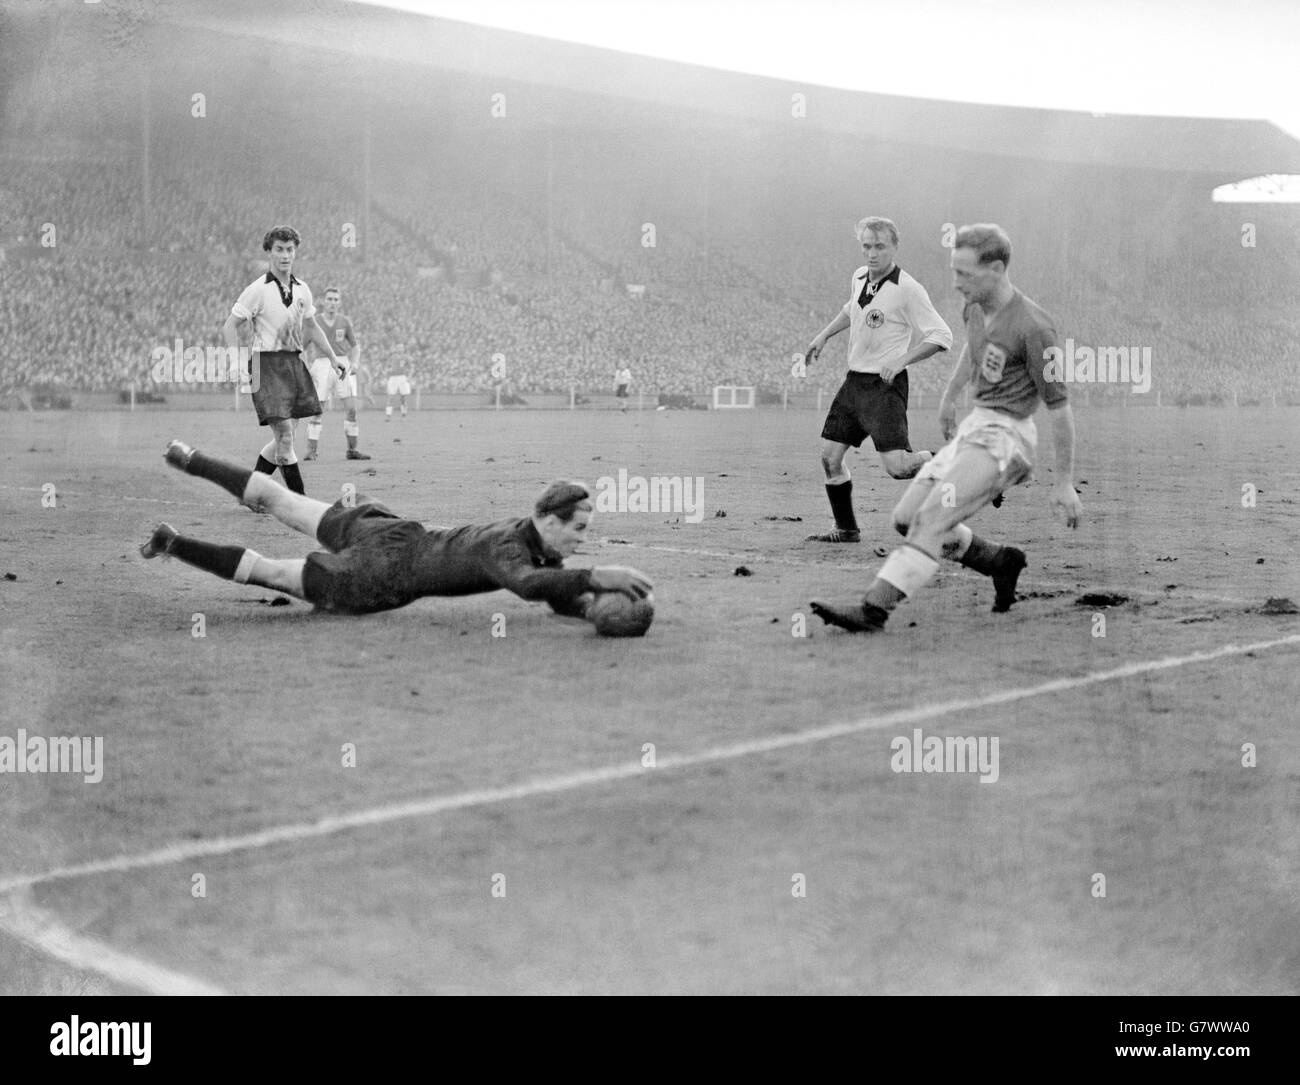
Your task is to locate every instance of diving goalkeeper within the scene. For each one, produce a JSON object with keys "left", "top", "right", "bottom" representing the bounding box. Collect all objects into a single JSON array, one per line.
[{"left": 142, "top": 440, "right": 652, "bottom": 616}]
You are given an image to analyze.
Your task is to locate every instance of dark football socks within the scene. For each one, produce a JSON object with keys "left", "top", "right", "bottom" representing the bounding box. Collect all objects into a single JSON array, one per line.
[
  {"left": 958, "top": 535, "right": 1004, "bottom": 576},
  {"left": 169, "top": 535, "right": 246, "bottom": 580},
  {"left": 825, "top": 481, "right": 858, "bottom": 532},
  {"left": 863, "top": 578, "right": 905, "bottom": 610},
  {"left": 254, "top": 455, "right": 277, "bottom": 476},
  {"left": 279, "top": 462, "right": 305, "bottom": 495},
  {"left": 186, "top": 451, "right": 254, "bottom": 501}
]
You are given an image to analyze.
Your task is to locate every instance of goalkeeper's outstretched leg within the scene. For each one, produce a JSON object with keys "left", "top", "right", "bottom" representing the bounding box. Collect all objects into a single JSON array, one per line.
[
  {"left": 140, "top": 522, "right": 309, "bottom": 599},
  {"left": 164, "top": 439, "right": 332, "bottom": 539}
]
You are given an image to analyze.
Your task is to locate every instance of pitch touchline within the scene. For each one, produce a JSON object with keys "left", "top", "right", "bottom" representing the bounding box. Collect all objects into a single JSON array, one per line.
[
  {"left": 0, "top": 889, "right": 225, "bottom": 996},
  {"left": 1, "top": 633, "right": 1296, "bottom": 898}
]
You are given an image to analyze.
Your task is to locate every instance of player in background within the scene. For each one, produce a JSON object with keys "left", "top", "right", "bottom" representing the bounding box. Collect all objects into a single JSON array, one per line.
[
  {"left": 386, "top": 351, "right": 412, "bottom": 420},
  {"left": 143, "top": 440, "right": 653, "bottom": 619},
  {"left": 811, "top": 223, "right": 1082, "bottom": 633},
  {"left": 304, "top": 287, "right": 370, "bottom": 460},
  {"left": 803, "top": 217, "right": 952, "bottom": 543},
  {"left": 615, "top": 364, "right": 632, "bottom": 412},
  {"left": 223, "top": 226, "right": 346, "bottom": 494}
]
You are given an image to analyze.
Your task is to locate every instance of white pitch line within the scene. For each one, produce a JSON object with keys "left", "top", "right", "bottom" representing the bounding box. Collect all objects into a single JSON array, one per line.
[
  {"left": 0, "top": 888, "right": 225, "bottom": 996},
  {"left": 1, "top": 632, "right": 1296, "bottom": 899}
]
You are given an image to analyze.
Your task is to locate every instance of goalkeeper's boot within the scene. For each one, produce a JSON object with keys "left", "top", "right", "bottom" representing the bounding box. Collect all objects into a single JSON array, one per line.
[
  {"left": 140, "top": 522, "right": 178, "bottom": 559},
  {"left": 990, "top": 547, "right": 1027, "bottom": 613},
  {"left": 346, "top": 449, "right": 372, "bottom": 460},
  {"left": 805, "top": 527, "right": 861, "bottom": 543},
  {"left": 809, "top": 597, "right": 888, "bottom": 633},
  {"left": 163, "top": 439, "right": 195, "bottom": 472}
]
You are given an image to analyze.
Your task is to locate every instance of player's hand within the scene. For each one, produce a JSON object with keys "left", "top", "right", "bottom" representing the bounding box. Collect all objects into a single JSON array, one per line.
[
  {"left": 879, "top": 361, "right": 901, "bottom": 383},
  {"left": 805, "top": 338, "right": 825, "bottom": 365},
  {"left": 1052, "top": 482, "right": 1082, "bottom": 529},
  {"left": 590, "top": 565, "right": 654, "bottom": 600},
  {"left": 939, "top": 402, "right": 957, "bottom": 441}
]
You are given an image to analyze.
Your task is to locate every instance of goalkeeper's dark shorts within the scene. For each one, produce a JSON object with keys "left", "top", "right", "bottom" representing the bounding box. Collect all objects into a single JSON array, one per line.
[
  {"left": 302, "top": 497, "right": 426, "bottom": 614},
  {"left": 820, "top": 370, "right": 912, "bottom": 452}
]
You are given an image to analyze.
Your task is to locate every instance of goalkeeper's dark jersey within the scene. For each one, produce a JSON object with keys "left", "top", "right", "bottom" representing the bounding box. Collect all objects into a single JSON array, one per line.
[{"left": 302, "top": 499, "right": 595, "bottom": 615}]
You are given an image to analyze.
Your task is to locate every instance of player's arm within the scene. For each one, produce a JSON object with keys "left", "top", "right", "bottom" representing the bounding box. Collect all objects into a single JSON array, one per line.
[
  {"left": 1045, "top": 401, "right": 1081, "bottom": 528},
  {"left": 1028, "top": 323, "right": 1081, "bottom": 528},
  {"left": 222, "top": 312, "right": 253, "bottom": 383},
  {"left": 805, "top": 306, "right": 851, "bottom": 364},
  {"left": 937, "top": 343, "right": 973, "bottom": 440},
  {"left": 345, "top": 320, "right": 360, "bottom": 369},
  {"left": 303, "top": 314, "right": 346, "bottom": 376},
  {"left": 881, "top": 284, "right": 953, "bottom": 382}
]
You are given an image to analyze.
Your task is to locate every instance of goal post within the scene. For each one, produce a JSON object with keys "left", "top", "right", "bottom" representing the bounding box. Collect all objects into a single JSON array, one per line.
[{"left": 712, "top": 385, "right": 756, "bottom": 409}]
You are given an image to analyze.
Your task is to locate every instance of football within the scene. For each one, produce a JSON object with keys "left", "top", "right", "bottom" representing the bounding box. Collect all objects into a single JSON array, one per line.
[{"left": 588, "top": 591, "right": 655, "bottom": 637}]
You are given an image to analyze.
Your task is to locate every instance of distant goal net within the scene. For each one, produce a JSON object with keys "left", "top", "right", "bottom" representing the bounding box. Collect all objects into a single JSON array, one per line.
[{"left": 712, "top": 385, "right": 756, "bottom": 409}]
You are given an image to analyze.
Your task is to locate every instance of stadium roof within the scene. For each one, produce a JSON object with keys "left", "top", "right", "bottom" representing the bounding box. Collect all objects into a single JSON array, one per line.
[{"left": 17, "top": 0, "right": 1300, "bottom": 175}]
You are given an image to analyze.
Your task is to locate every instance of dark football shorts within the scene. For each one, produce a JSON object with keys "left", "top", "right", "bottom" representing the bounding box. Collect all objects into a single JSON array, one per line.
[
  {"left": 820, "top": 370, "right": 912, "bottom": 452},
  {"left": 251, "top": 350, "right": 321, "bottom": 426},
  {"left": 302, "top": 498, "right": 427, "bottom": 614}
]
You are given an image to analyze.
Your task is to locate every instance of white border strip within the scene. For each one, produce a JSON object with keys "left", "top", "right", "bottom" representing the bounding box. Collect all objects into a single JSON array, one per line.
[{"left": 2, "top": 632, "right": 1296, "bottom": 898}]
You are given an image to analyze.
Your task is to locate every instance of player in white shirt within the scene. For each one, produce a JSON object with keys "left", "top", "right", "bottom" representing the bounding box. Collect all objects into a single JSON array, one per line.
[
  {"left": 802, "top": 217, "right": 953, "bottom": 542},
  {"left": 222, "top": 226, "right": 347, "bottom": 494}
]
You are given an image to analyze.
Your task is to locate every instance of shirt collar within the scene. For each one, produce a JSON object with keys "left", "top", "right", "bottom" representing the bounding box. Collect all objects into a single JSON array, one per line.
[
  {"left": 857, "top": 264, "right": 902, "bottom": 286},
  {"left": 520, "top": 518, "right": 563, "bottom": 563}
]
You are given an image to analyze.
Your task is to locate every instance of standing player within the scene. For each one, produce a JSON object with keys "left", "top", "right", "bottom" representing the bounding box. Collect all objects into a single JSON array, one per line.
[
  {"left": 803, "top": 217, "right": 953, "bottom": 543},
  {"left": 143, "top": 439, "right": 653, "bottom": 618},
  {"left": 811, "top": 223, "right": 1082, "bottom": 633},
  {"left": 223, "top": 226, "right": 347, "bottom": 494},
  {"left": 304, "top": 287, "right": 371, "bottom": 461},
  {"left": 615, "top": 364, "right": 632, "bottom": 412},
  {"left": 386, "top": 351, "right": 412, "bottom": 421}
]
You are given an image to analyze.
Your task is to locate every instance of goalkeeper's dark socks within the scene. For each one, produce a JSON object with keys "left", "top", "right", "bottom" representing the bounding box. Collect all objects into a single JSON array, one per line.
[
  {"left": 169, "top": 535, "right": 246, "bottom": 580},
  {"left": 279, "top": 462, "right": 305, "bottom": 495},
  {"left": 185, "top": 451, "right": 253, "bottom": 501},
  {"left": 825, "top": 480, "right": 858, "bottom": 532},
  {"left": 253, "top": 455, "right": 277, "bottom": 476}
]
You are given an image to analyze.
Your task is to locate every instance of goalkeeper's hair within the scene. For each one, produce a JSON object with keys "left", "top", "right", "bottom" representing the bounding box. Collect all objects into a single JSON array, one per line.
[
  {"left": 854, "top": 216, "right": 899, "bottom": 246},
  {"left": 534, "top": 480, "right": 592, "bottom": 523}
]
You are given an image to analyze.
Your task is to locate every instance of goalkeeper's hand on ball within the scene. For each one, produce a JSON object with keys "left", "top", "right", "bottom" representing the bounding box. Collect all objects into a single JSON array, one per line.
[{"left": 589, "top": 565, "right": 653, "bottom": 600}]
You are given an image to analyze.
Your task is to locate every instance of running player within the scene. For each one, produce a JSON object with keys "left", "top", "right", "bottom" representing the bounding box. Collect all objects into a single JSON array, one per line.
[
  {"left": 304, "top": 287, "right": 370, "bottom": 460},
  {"left": 143, "top": 440, "right": 653, "bottom": 618},
  {"left": 811, "top": 223, "right": 1082, "bottom": 632},
  {"left": 222, "top": 226, "right": 347, "bottom": 494},
  {"left": 803, "top": 217, "right": 952, "bottom": 543}
]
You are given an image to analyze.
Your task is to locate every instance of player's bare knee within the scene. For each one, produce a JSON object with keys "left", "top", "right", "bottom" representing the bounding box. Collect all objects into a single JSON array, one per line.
[{"left": 880, "top": 452, "right": 910, "bottom": 479}]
